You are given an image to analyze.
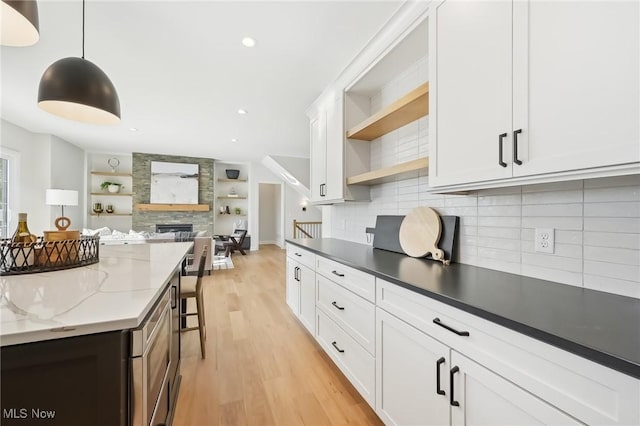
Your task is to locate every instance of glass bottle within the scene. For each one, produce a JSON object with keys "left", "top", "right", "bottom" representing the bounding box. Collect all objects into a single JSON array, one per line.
[{"left": 11, "top": 213, "right": 35, "bottom": 243}]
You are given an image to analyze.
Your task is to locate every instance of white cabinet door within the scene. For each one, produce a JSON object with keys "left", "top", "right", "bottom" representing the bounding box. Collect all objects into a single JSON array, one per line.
[
  {"left": 512, "top": 1, "right": 639, "bottom": 177},
  {"left": 285, "top": 258, "right": 300, "bottom": 315},
  {"left": 309, "top": 115, "right": 326, "bottom": 202},
  {"left": 450, "top": 351, "right": 581, "bottom": 426},
  {"left": 298, "top": 263, "right": 316, "bottom": 335},
  {"left": 430, "top": 0, "right": 514, "bottom": 187},
  {"left": 324, "top": 95, "right": 345, "bottom": 201},
  {"left": 375, "top": 308, "right": 450, "bottom": 426}
]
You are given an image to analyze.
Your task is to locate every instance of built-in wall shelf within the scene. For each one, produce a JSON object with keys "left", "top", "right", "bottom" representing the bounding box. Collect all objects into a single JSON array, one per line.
[
  {"left": 90, "top": 172, "right": 132, "bottom": 177},
  {"left": 90, "top": 192, "right": 133, "bottom": 197},
  {"left": 217, "top": 196, "right": 247, "bottom": 200},
  {"left": 217, "top": 178, "right": 247, "bottom": 183},
  {"left": 346, "top": 82, "right": 429, "bottom": 141},
  {"left": 135, "top": 204, "right": 210, "bottom": 212},
  {"left": 90, "top": 213, "right": 132, "bottom": 217},
  {"left": 346, "top": 157, "right": 429, "bottom": 186}
]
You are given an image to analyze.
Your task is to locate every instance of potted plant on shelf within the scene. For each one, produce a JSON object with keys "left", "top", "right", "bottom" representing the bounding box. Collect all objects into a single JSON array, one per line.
[{"left": 100, "top": 182, "right": 124, "bottom": 193}]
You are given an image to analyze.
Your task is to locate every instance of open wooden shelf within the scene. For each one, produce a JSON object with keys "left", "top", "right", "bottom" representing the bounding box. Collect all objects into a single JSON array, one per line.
[
  {"left": 217, "top": 196, "right": 247, "bottom": 200},
  {"left": 346, "top": 157, "right": 429, "bottom": 186},
  {"left": 90, "top": 192, "right": 133, "bottom": 196},
  {"left": 346, "top": 82, "right": 429, "bottom": 141},
  {"left": 217, "top": 178, "right": 247, "bottom": 183},
  {"left": 135, "top": 204, "right": 210, "bottom": 212},
  {"left": 90, "top": 171, "right": 132, "bottom": 177},
  {"left": 90, "top": 213, "right": 132, "bottom": 217}
]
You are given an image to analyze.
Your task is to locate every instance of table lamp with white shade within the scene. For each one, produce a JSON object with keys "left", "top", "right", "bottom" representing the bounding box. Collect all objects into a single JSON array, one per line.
[{"left": 45, "top": 189, "right": 78, "bottom": 231}]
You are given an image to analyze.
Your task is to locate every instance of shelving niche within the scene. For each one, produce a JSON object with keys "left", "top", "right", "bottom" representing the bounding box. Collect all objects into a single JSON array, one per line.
[
  {"left": 214, "top": 162, "right": 249, "bottom": 235},
  {"left": 344, "top": 19, "right": 429, "bottom": 189},
  {"left": 87, "top": 154, "right": 134, "bottom": 229}
]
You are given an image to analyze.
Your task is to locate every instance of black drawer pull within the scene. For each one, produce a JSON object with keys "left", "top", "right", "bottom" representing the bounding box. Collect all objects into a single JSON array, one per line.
[
  {"left": 498, "top": 133, "right": 508, "bottom": 167},
  {"left": 294, "top": 252, "right": 302, "bottom": 257},
  {"left": 332, "top": 270, "right": 345, "bottom": 277},
  {"left": 513, "top": 129, "right": 523, "bottom": 165},
  {"left": 433, "top": 318, "right": 470, "bottom": 336},
  {"left": 331, "top": 341, "right": 345, "bottom": 353},
  {"left": 436, "top": 357, "right": 446, "bottom": 396},
  {"left": 331, "top": 301, "right": 345, "bottom": 311},
  {"left": 450, "top": 366, "right": 460, "bottom": 407}
]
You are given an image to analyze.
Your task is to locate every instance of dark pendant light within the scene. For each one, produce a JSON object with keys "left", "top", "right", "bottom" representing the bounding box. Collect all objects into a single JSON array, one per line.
[
  {"left": 37, "top": 0, "right": 120, "bottom": 125},
  {"left": 1, "top": 0, "right": 40, "bottom": 46}
]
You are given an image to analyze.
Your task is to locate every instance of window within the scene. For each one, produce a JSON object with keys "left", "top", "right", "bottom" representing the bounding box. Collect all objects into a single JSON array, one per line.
[{"left": 0, "top": 157, "right": 7, "bottom": 238}]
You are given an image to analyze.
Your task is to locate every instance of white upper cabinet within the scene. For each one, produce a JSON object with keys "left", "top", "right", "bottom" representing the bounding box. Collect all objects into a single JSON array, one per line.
[
  {"left": 430, "top": 0, "right": 640, "bottom": 189},
  {"left": 430, "top": 0, "right": 514, "bottom": 186}
]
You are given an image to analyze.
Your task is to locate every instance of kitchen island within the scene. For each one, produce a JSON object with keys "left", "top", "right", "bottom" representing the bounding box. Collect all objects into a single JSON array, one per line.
[{"left": 0, "top": 242, "right": 192, "bottom": 426}]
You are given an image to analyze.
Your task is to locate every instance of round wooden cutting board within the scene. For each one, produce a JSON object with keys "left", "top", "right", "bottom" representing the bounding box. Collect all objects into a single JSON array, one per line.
[{"left": 399, "top": 207, "right": 445, "bottom": 260}]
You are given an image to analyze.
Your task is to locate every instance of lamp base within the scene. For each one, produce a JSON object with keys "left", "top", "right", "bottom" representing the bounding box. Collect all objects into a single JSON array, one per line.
[{"left": 54, "top": 216, "right": 71, "bottom": 231}]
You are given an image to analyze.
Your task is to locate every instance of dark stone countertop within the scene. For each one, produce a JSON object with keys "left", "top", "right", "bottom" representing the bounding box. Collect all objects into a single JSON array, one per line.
[{"left": 286, "top": 238, "right": 640, "bottom": 379}]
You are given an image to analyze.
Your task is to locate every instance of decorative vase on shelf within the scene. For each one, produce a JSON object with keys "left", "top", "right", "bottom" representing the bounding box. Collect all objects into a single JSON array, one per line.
[
  {"left": 225, "top": 205, "right": 230, "bottom": 214},
  {"left": 235, "top": 207, "right": 241, "bottom": 215},
  {"left": 108, "top": 184, "right": 121, "bottom": 193},
  {"left": 105, "top": 205, "right": 114, "bottom": 214},
  {"left": 93, "top": 203, "right": 103, "bottom": 214},
  {"left": 225, "top": 169, "right": 240, "bottom": 179}
]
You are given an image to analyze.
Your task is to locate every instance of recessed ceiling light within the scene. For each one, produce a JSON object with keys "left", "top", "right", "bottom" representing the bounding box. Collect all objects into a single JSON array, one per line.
[
  {"left": 242, "top": 37, "right": 256, "bottom": 48},
  {"left": 237, "top": 109, "right": 248, "bottom": 115},
  {"left": 231, "top": 138, "right": 238, "bottom": 142},
  {"left": 129, "top": 127, "right": 138, "bottom": 132}
]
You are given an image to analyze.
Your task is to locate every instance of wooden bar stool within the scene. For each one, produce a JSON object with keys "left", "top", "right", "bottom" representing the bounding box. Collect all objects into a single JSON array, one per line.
[{"left": 180, "top": 245, "right": 208, "bottom": 358}]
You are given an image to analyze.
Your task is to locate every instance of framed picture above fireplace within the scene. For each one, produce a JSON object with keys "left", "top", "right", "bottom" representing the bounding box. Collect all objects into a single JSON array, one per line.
[{"left": 150, "top": 161, "right": 199, "bottom": 204}]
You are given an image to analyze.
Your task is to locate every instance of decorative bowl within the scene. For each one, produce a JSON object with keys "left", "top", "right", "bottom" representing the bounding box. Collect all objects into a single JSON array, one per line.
[{"left": 225, "top": 169, "right": 240, "bottom": 179}]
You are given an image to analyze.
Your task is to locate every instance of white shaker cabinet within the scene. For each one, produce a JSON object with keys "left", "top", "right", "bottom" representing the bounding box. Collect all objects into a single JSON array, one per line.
[
  {"left": 285, "top": 246, "right": 316, "bottom": 335},
  {"left": 450, "top": 351, "right": 580, "bottom": 426},
  {"left": 430, "top": 0, "right": 639, "bottom": 189},
  {"left": 375, "top": 308, "right": 450, "bottom": 426},
  {"left": 309, "top": 95, "right": 345, "bottom": 204}
]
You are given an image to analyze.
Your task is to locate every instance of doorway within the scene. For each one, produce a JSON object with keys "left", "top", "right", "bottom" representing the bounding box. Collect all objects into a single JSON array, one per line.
[{"left": 258, "top": 183, "right": 283, "bottom": 247}]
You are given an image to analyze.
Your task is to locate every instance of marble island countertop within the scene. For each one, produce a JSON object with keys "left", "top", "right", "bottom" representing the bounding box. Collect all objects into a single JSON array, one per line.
[{"left": 0, "top": 242, "right": 192, "bottom": 346}]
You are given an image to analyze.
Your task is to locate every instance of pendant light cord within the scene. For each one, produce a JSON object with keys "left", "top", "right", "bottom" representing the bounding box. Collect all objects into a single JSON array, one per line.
[{"left": 81, "top": 0, "right": 85, "bottom": 59}]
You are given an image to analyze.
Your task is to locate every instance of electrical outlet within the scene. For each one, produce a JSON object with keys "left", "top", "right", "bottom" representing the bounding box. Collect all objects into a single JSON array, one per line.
[{"left": 535, "top": 228, "right": 555, "bottom": 254}]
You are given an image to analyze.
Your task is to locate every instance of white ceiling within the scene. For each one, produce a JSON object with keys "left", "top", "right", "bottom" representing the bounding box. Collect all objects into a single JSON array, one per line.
[{"left": 1, "top": 0, "right": 402, "bottom": 162}]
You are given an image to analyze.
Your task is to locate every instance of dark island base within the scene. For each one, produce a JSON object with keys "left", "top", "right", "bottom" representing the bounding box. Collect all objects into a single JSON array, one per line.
[{"left": 1, "top": 331, "right": 129, "bottom": 426}]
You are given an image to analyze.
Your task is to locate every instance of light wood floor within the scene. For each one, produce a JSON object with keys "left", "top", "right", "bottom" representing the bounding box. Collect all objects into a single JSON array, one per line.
[{"left": 173, "top": 245, "right": 382, "bottom": 426}]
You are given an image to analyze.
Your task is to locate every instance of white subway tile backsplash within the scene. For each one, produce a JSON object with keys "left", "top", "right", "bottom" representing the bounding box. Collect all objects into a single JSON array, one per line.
[
  {"left": 329, "top": 56, "right": 640, "bottom": 298},
  {"left": 583, "top": 231, "right": 640, "bottom": 250},
  {"left": 584, "top": 246, "right": 640, "bottom": 266},
  {"left": 522, "top": 203, "right": 582, "bottom": 217},
  {"left": 583, "top": 275, "right": 640, "bottom": 298},
  {"left": 583, "top": 202, "right": 640, "bottom": 218},
  {"left": 584, "top": 217, "right": 640, "bottom": 233},
  {"left": 584, "top": 260, "right": 640, "bottom": 282}
]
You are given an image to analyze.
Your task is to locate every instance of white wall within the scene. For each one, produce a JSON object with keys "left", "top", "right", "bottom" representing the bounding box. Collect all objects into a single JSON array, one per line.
[
  {"left": 285, "top": 185, "right": 322, "bottom": 240},
  {"left": 1, "top": 119, "right": 52, "bottom": 234},
  {"left": 49, "top": 135, "right": 85, "bottom": 232},
  {"left": 326, "top": 58, "right": 640, "bottom": 299},
  {"left": 259, "top": 183, "right": 279, "bottom": 244}
]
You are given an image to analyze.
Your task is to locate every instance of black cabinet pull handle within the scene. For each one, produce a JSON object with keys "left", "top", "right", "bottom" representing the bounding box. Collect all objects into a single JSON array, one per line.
[
  {"left": 331, "top": 341, "right": 345, "bottom": 353},
  {"left": 320, "top": 183, "right": 326, "bottom": 197},
  {"left": 332, "top": 270, "right": 345, "bottom": 277},
  {"left": 171, "top": 285, "right": 177, "bottom": 309},
  {"left": 498, "top": 133, "right": 508, "bottom": 167},
  {"left": 436, "top": 357, "right": 446, "bottom": 396},
  {"left": 294, "top": 266, "right": 300, "bottom": 282},
  {"left": 433, "top": 318, "right": 470, "bottom": 336},
  {"left": 294, "top": 252, "right": 302, "bottom": 257},
  {"left": 331, "top": 301, "right": 345, "bottom": 311},
  {"left": 513, "top": 129, "right": 523, "bottom": 165},
  {"left": 450, "top": 366, "right": 460, "bottom": 407}
]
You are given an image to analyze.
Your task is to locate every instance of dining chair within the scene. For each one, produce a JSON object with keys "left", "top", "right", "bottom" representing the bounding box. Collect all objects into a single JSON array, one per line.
[
  {"left": 185, "top": 236, "right": 212, "bottom": 275},
  {"left": 180, "top": 245, "right": 207, "bottom": 358}
]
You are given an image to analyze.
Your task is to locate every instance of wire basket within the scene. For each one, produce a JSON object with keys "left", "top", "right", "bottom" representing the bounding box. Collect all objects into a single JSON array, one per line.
[{"left": 0, "top": 236, "right": 100, "bottom": 276}]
